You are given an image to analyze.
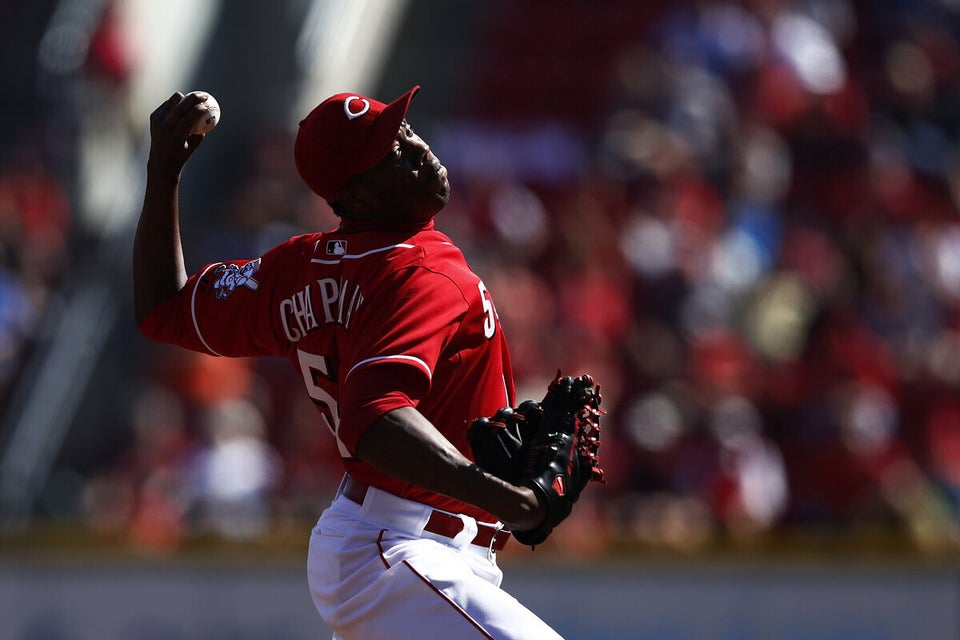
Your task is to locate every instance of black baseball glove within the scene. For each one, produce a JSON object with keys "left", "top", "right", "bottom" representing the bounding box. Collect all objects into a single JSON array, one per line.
[{"left": 468, "top": 371, "right": 604, "bottom": 547}]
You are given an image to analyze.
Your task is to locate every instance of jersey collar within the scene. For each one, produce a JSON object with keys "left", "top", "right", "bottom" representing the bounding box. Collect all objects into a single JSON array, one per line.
[{"left": 337, "top": 217, "right": 435, "bottom": 234}]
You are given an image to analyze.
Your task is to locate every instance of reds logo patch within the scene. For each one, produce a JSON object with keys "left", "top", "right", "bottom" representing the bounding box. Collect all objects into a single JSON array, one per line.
[
  {"left": 326, "top": 240, "right": 347, "bottom": 256},
  {"left": 343, "top": 97, "right": 369, "bottom": 120},
  {"left": 212, "top": 259, "right": 261, "bottom": 300}
]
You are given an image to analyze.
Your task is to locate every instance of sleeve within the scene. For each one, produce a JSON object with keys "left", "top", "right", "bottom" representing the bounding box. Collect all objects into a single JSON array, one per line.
[
  {"left": 335, "top": 265, "right": 468, "bottom": 452},
  {"left": 137, "top": 237, "right": 304, "bottom": 357}
]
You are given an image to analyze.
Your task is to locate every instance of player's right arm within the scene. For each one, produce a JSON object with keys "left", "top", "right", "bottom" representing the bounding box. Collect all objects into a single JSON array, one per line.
[
  {"left": 133, "top": 92, "right": 209, "bottom": 324},
  {"left": 356, "top": 407, "right": 546, "bottom": 531}
]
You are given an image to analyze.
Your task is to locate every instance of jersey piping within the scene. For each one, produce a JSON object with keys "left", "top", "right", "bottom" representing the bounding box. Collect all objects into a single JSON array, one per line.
[
  {"left": 192, "top": 262, "right": 223, "bottom": 356},
  {"left": 345, "top": 354, "right": 432, "bottom": 382},
  {"left": 310, "top": 243, "right": 416, "bottom": 265}
]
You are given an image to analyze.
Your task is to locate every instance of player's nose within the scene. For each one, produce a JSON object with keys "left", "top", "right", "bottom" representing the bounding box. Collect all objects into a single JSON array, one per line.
[{"left": 407, "top": 133, "right": 432, "bottom": 166}]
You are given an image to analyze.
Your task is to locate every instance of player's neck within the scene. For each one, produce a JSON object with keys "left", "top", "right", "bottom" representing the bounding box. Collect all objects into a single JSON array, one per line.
[{"left": 337, "top": 217, "right": 435, "bottom": 234}]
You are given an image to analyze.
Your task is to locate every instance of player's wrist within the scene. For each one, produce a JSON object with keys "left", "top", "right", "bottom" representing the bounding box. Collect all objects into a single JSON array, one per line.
[
  {"left": 146, "top": 157, "right": 184, "bottom": 184},
  {"left": 463, "top": 463, "right": 541, "bottom": 530},
  {"left": 499, "top": 484, "right": 546, "bottom": 531}
]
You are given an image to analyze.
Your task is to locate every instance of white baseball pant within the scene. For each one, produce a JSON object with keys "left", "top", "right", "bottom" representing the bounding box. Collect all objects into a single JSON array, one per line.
[{"left": 307, "top": 476, "right": 564, "bottom": 640}]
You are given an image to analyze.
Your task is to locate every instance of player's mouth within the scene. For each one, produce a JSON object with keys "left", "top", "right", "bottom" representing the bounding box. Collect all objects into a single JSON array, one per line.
[{"left": 422, "top": 162, "right": 448, "bottom": 194}]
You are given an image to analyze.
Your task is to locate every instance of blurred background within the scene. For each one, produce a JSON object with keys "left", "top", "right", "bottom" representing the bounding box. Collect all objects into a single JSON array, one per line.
[{"left": 1, "top": 0, "right": 959, "bottom": 638}]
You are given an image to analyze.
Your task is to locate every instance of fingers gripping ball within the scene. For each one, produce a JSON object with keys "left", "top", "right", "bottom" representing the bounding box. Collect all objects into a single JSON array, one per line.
[
  {"left": 181, "top": 91, "right": 220, "bottom": 134},
  {"left": 468, "top": 372, "right": 605, "bottom": 548}
]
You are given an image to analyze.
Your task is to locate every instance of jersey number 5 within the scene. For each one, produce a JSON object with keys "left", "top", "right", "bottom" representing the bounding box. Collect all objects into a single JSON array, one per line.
[
  {"left": 297, "top": 349, "right": 351, "bottom": 458},
  {"left": 478, "top": 281, "right": 497, "bottom": 339}
]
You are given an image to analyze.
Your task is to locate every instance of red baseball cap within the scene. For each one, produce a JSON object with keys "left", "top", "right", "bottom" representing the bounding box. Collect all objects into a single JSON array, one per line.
[{"left": 294, "top": 86, "right": 420, "bottom": 203}]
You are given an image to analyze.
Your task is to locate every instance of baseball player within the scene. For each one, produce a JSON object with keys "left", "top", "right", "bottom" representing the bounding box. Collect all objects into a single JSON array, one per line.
[{"left": 133, "top": 87, "right": 565, "bottom": 639}]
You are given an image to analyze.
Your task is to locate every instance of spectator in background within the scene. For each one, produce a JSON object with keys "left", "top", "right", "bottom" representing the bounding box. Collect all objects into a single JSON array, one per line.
[
  {"left": 193, "top": 398, "right": 283, "bottom": 540},
  {"left": 0, "top": 145, "right": 71, "bottom": 403}
]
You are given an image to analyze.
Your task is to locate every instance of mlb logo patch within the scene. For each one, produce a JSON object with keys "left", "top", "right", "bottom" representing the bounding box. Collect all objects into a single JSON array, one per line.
[{"left": 326, "top": 240, "right": 347, "bottom": 256}]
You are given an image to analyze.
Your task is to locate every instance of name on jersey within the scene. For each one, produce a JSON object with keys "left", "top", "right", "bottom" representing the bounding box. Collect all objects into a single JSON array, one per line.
[{"left": 280, "top": 278, "right": 364, "bottom": 342}]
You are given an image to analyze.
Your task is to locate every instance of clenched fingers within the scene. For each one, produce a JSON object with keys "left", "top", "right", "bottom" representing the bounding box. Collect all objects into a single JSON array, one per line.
[{"left": 147, "top": 92, "right": 207, "bottom": 175}]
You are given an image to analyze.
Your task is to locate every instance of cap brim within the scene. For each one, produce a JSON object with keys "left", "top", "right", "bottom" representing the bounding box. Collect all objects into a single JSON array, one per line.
[{"left": 358, "top": 85, "right": 420, "bottom": 171}]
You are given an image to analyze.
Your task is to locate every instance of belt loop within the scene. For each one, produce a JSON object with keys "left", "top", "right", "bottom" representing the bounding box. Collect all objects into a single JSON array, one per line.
[
  {"left": 487, "top": 523, "right": 506, "bottom": 558},
  {"left": 450, "top": 514, "right": 478, "bottom": 547}
]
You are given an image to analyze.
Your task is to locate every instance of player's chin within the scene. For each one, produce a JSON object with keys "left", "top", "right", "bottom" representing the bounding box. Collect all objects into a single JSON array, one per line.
[
  {"left": 413, "top": 172, "right": 451, "bottom": 215},
  {"left": 423, "top": 193, "right": 449, "bottom": 218},
  {"left": 406, "top": 191, "right": 449, "bottom": 221},
  {"left": 425, "top": 178, "right": 451, "bottom": 209},
  {"left": 434, "top": 180, "right": 451, "bottom": 206}
]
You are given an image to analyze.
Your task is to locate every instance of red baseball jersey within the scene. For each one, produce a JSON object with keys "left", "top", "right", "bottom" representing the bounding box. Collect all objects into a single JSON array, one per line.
[{"left": 139, "top": 219, "right": 515, "bottom": 522}]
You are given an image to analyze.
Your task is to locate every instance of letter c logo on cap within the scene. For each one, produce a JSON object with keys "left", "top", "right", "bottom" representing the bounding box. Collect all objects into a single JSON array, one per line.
[{"left": 343, "top": 97, "right": 370, "bottom": 120}]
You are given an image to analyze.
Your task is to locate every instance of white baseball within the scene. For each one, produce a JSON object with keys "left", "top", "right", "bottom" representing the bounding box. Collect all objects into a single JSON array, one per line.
[{"left": 184, "top": 91, "right": 220, "bottom": 134}]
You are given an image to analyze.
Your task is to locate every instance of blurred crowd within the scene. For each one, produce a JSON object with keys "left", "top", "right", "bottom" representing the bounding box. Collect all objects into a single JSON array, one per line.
[
  {"left": 5, "top": 0, "right": 960, "bottom": 557},
  {"left": 0, "top": 146, "right": 70, "bottom": 408},
  {"left": 469, "top": 0, "right": 960, "bottom": 555},
  {"left": 0, "top": 0, "right": 132, "bottom": 410},
  {"left": 445, "top": 0, "right": 960, "bottom": 555}
]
